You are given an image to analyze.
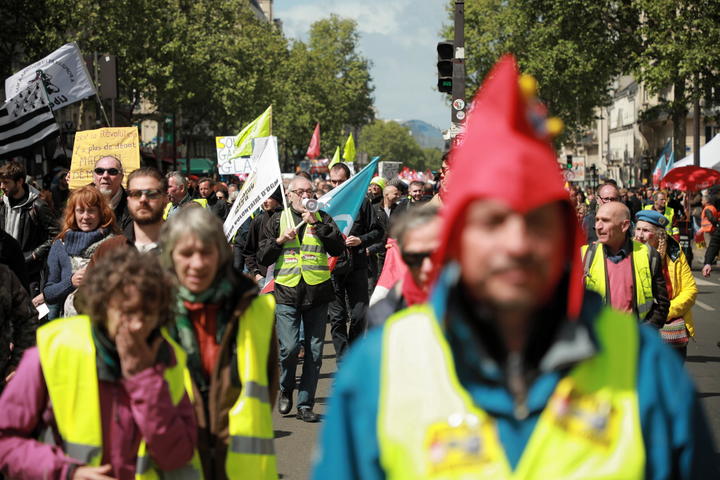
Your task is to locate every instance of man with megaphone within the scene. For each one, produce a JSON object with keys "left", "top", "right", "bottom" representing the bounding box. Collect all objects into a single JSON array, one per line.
[{"left": 258, "top": 175, "right": 345, "bottom": 423}]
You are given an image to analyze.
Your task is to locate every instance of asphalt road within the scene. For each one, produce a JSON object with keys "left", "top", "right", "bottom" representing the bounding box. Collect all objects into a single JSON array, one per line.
[{"left": 272, "top": 266, "right": 720, "bottom": 479}]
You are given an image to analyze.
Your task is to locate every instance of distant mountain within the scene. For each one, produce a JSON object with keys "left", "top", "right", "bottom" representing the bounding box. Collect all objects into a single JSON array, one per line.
[{"left": 402, "top": 120, "right": 445, "bottom": 150}]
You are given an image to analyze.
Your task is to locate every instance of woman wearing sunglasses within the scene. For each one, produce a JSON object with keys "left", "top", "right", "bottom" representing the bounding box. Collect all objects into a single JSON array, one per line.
[{"left": 44, "top": 186, "right": 119, "bottom": 319}]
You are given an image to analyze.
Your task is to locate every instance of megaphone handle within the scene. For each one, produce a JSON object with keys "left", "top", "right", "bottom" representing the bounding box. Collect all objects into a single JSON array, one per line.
[{"left": 293, "top": 220, "right": 307, "bottom": 231}]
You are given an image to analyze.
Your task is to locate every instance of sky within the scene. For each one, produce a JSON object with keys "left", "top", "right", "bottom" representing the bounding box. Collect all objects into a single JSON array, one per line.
[{"left": 274, "top": 0, "right": 451, "bottom": 130}]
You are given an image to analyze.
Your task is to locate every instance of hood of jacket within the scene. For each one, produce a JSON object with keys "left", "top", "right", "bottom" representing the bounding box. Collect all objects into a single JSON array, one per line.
[
  {"left": 433, "top": 55, "right": 585, "bottom": 319},
  {"left": 2, "top": 184, "right": 39, "bottom": 210}
]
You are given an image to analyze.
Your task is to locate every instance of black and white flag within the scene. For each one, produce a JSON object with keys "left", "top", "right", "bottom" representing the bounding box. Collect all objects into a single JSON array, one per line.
[{"left": 0, "top": 81, "right": 59, "bottom": 158}]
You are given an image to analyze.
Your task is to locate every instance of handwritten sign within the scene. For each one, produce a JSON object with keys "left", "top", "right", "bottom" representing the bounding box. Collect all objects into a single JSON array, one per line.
[{"left": 69, "top": 127, "right": 140, "bottom": 189}]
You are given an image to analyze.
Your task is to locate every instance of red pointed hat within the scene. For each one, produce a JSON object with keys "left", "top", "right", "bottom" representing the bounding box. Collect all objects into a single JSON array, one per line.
[{"left": 435, "top": 55, "right": 584, "bottom": 318}]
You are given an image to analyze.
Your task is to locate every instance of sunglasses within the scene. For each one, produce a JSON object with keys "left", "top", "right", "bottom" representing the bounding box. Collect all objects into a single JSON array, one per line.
[
  {"left": 401, "top": 251, "right": 433, "bottom": 268},
  {"left": 127, "top": 189, "right": 164, "bottom": 199},
  {"left": 94, "top": 167, "right": 121, "bottom": 176}
]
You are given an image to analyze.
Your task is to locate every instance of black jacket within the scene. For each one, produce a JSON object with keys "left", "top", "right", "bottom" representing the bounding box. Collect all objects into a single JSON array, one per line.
[
  {"left": 258, "top": 207, "right": 345, "bottom": 308},
  {"left": 113, "top": 188, "right": 133, "bottom": 231},
  {"left": 0, "top": 229, "right": 28, "bottom": 292},
  {"left": 0, "top": 185, "right": 58, "bottom": 274},
  {"left": 205, "top": 192, "right": 229, "bottom": 220},
  {"left": 243, "top": 206, "right": 283, "bottom": 278},
  {"left": 0, "top": 264, "right": 38, "bottom": 389},
  {"left": 704, "top": 227, "right": 720, "bottom": 265},
  {"left": 335, "top": 198, "right": 385, "bottom": 272}
]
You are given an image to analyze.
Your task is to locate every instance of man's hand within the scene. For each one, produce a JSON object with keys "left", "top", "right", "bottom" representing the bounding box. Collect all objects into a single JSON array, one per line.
[
  {"left": 72, "top": 465, "right": 116, "bottom": 480},
  {"left": 32, "top": 293, "right": 44, "bottom": 307},
  {"left": 702, "top": 264, "right": 712, "bottom": 277},
  {"left": 71, "top": 267, "right": 87, "bottom": 287},
  {"left": 276, "top": 228, "right": 297, "bottom": 245},
  {"left": 255, "top": 274, "right": 264, "bottom": 282},
  {"left": 116, "top": 323, "right": 162, "bottom": 378},
  {"left": 345, "top": 235, "right": 361, "bottom": 247},
  {"left": 301, "top": 212, "right": 318, "bottom": 225}
]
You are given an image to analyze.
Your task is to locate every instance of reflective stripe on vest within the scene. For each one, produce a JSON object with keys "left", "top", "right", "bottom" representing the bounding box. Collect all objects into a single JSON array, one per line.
[
  {"left": 643, "top": 205, "right": 674, "bottom": 235},
  {"left": 701, "top": 205, "right": 718, "bottom": 233},
  {"left": 377, "top": 305, "right": 645, "bottom": 479},
  {"left": 581, "top": 242, "right": 654, "bottom": 320},
  {"left": 163, "top": 198, "right": 208, "bottom": 220},
  {"left": 225, "top": 294, "right": 278, "bottom": 480},
  {"left": 274, "top": 209, "right": 330, "bottom": 287},
  {"left": 36, "top": 316, "right": 204, "bottom": 479}
]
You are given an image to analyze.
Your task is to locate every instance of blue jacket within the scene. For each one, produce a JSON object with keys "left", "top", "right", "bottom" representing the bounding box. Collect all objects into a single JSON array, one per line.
[{"left": 313, "top": 267, "right": 717, "bottom": 479}]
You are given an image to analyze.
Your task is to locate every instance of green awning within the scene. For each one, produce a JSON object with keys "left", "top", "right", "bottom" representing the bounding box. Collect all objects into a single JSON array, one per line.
[{"left": 175, "top": 158, "right": 215, "bottom": 174}]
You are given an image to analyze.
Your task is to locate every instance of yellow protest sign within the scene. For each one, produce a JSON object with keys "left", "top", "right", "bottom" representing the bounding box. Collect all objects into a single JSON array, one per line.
[{"left": 69, "top": 127, "right": 140, "bottom": 189}]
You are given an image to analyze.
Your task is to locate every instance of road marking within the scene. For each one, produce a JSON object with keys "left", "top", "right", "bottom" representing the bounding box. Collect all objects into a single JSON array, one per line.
[
  {"left": 695, "top": 300, "right": 716, "bottom": 311},
  {"left": 694, "top": 277, "right": 720, "bottom": 287}
]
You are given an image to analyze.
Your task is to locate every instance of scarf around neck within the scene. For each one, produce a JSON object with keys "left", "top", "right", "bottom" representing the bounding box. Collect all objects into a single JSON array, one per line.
[
  {"left": 64, "top": 228, "right": 108, "bottom": 256},
  {"left": 174, "top": 276, "right": 234, "bottom": 391}
]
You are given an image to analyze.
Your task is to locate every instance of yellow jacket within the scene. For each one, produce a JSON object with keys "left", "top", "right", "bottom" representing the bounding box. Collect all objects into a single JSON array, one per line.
[{"left": 666, "top": 245, "right": 697, "bottom": 336}]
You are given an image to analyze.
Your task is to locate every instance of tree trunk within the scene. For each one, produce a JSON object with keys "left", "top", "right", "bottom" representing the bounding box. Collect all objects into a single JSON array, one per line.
[{"left": 672, "top": 79, "right": 688, "bottom": 159}]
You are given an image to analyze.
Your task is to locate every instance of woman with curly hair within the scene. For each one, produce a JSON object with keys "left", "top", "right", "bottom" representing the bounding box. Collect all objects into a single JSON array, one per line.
[
  {"left": 0, "top": 249, "right": 201, "bottom": 479},
  {"left": 635, "top": 209, "right": 698, "bottom": 359},
  {"left": 43, "top": 186, "right": 119, "bottom": 318}
]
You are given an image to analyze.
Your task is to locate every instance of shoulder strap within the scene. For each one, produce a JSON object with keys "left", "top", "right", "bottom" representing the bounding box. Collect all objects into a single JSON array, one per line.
[{"left": 583, "top": 243, "right": 599, "bottom": 277}]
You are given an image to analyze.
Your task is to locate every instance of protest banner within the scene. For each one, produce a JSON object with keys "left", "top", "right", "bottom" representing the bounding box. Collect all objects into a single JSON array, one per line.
[
  {"left": 5, "top": 42, "right": 96, "bottom": 109},
  {"left": 223, "top": 136, "right": 283, "bottom": 240},
  {"left": 216, "top": 135, "right": 254, "bottom": 175},
  {"left": 69, "top": 127, "right": 140, "bottom": 189}
]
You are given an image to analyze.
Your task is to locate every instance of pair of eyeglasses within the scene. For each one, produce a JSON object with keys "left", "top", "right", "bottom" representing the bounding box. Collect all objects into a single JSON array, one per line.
[
  {"left": 401, "top": 251, "right": 433, "bottom": 268},
  {"left": 599, "top": 196, "right": 619, "bottom": 203},
  {"left": 127, "top": 189, "right": 164, "bottom": 199},
  {"left": 94, "top": 167, "right": 121, "bottom": 176},
  {"left": 291, "top": 189, "right": 314, "bottom": 196}
]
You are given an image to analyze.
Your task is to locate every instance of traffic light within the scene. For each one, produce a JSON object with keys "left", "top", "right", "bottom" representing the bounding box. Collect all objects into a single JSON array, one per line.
[
  {"left": 566, "top": 154, "right": 573, "bottom": 169},
  {"left": 437, "top": 41, "right": 454, "bottom": 94}
]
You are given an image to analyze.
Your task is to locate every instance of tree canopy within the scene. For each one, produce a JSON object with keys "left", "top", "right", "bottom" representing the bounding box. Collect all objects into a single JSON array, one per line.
[{"left": 360, "top": 120, "right": 435, "bottom": 170}]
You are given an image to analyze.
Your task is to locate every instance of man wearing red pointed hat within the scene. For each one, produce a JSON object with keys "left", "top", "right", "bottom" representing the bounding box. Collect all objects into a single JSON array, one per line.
[{"left": 312, "top": 55, "right": 716, "bottom": 479}]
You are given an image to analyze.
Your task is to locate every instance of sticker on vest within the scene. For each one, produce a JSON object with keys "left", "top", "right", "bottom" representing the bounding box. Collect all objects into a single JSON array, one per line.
[
  {"left": 302, "top": 254, "right": 317, "bottom": 262},
  {"left": 548, "top": 379, "right": 617, "bottom": 446},
  {"left": 424, "top": 413, "right": 496, "bottom": 473},
  {"left": 284, "top": 257, "right": 299, "bottom": 264}
]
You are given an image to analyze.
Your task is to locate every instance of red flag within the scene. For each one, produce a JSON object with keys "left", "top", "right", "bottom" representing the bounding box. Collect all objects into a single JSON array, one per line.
[
  {"left": 306, "top": 123, "right": 321, "bottom": 159},
  {"left": 369, "top": 239, "right": 408, "bottom": 305}
]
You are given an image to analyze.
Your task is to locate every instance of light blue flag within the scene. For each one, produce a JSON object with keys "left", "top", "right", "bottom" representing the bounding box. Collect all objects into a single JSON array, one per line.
[
  {"left": 663, "top": 151, "right": 676, "bottom": 176},
  {"left": 317, "top": 157, "right": 380, "bottom": 236}
]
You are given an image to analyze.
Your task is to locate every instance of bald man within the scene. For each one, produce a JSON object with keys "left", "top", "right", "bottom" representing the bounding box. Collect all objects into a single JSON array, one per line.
[
  {"left": 582, "top": 202, "right": 669, "bottom": 328},
  {"left": 582, "top": 183, "right": 620, "bottom": 243}
]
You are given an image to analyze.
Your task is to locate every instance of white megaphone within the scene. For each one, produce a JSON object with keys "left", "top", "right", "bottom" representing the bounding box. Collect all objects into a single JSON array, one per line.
[
  {"left": 302, "top": 198, "right": 320, "bottom": 213},
  {"left": 294, "top": 198, "right": 323, "bottom": 230}
]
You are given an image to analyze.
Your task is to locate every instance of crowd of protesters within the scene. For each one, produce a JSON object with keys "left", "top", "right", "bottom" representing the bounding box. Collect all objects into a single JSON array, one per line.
[{"left": 0, "top": 62, "right": 719, "bottom": 479}]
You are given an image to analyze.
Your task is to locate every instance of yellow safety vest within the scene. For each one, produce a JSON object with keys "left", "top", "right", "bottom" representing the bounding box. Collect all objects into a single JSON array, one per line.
[
  {"left": 582, "top": 241, "right": 655, "bottom": 320},
  {"left": 225, "top": 294, "right": 278, "bottom": 480},
  {"left": 163, "top": 198, "right": 208, "bottom": 220},
  {"left": 274, "top": 209, "right": 330, "bottom": 287},
  {"left": 377, "top": 305, "right": 645, "bottom": 479},
  {"left": 36, "top": 316, "right": 203, "bottom": 479},
  {"left": 643, "top": 205, "right": 676, "bottom": 235}
]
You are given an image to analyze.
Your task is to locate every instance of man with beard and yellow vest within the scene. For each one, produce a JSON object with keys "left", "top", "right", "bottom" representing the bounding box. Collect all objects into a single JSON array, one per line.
[
  {"left": 258, "top": 175, "right": 345, "bottom": 423},
  {"left": 313, "top": 55, "right": 717, "bottom": 479},
  {"left": 0, "top": 249, "right": 202, "bottom": 479},
  {"left": 584, "top": 201, "right": 669, "bottom": 328}
]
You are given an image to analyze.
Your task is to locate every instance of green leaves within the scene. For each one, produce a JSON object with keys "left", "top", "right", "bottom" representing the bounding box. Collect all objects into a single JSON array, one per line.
[{"left": 360, "top": 120, "right": 428, "bottom": 170}]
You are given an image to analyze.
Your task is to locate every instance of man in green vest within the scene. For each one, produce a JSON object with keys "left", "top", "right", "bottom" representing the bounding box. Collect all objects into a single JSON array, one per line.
[
  {"left": 584, "top": 201, "right": 669, "bottom": 327},
  {"left": 164, "top": 171, "right": 207, "bottom": 220},
  {"left": 313, "top": 55, "right": 716, "bottom": 479},
  {"left": 643, "top": 191, "right": 678, "bottom": 237},
  {"left": 258, "top": 175, "right": 345, "bottom": 422}
]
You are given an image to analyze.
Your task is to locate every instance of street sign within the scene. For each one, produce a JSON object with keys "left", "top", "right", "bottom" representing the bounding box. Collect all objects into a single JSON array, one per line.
[{"left": 452, "top": 98, "right": 465, "bottom": 111}]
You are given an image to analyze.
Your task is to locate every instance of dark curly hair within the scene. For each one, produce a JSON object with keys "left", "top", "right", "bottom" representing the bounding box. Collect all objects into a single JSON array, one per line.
[{"left": 75, "top": 248, "right": 176, "bottom": 329}]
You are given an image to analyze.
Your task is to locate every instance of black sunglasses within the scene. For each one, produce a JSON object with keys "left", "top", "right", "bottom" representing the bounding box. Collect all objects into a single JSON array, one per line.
[
  {"left": 127, "top": 189, "right": 164, "bottom": 199},
  {"left": 401, "top": 251, "right": 433, "bottom": 268},
  {"left": 94, "top": 167, "right": 120, "bottom": 176}
]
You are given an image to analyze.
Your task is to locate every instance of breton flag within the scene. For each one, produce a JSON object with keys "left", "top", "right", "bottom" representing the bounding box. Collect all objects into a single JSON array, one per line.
[{"left": 0, "top": 81, "right": 59, "bottom": 158}]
